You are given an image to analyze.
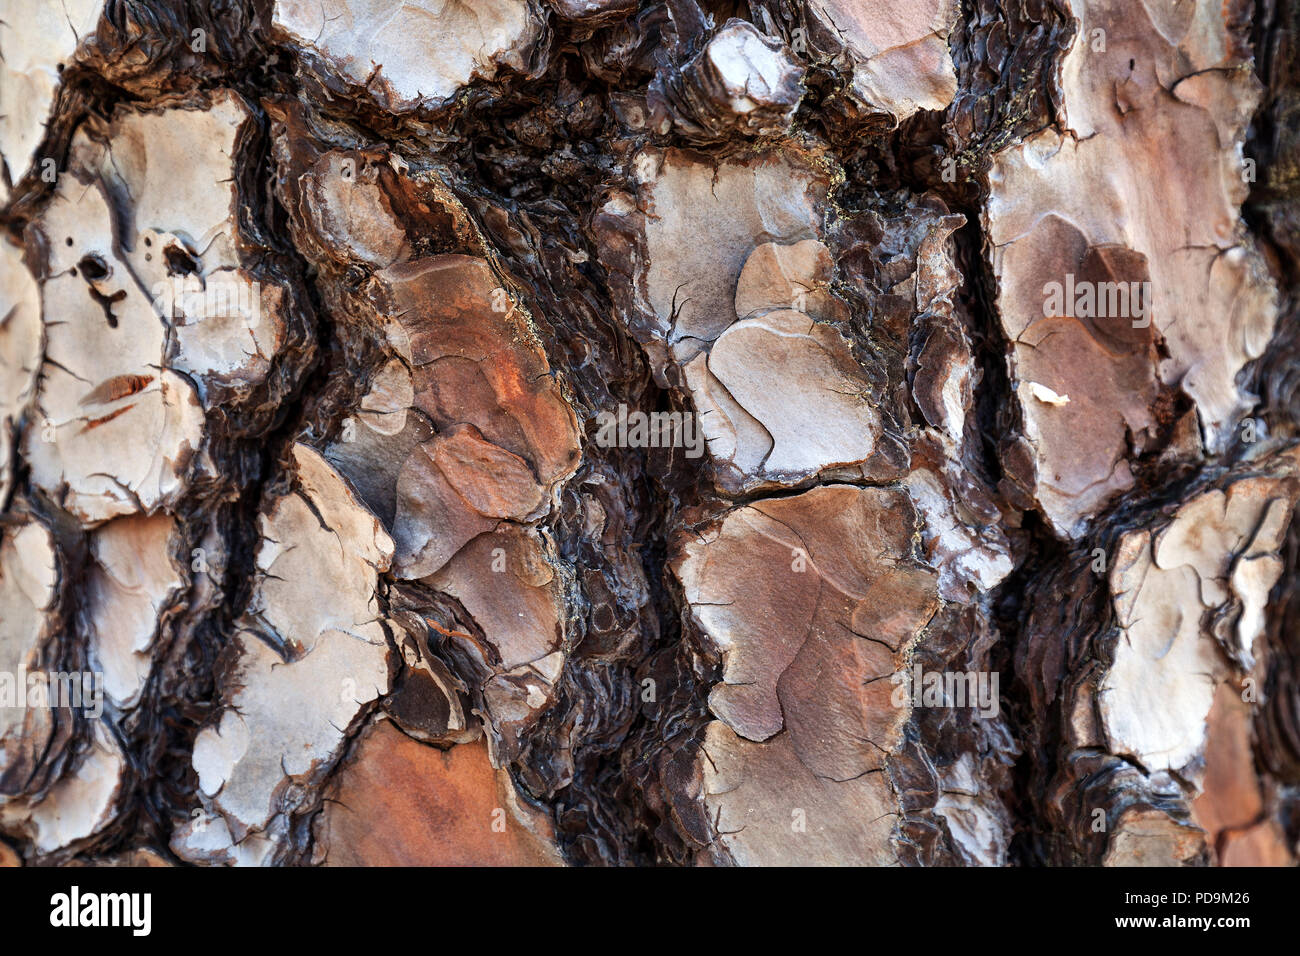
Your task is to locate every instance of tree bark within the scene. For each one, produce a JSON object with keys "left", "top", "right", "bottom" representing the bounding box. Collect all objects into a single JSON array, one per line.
[{"left": 0, "top": 0, "right": 1297, "bottom": 867}]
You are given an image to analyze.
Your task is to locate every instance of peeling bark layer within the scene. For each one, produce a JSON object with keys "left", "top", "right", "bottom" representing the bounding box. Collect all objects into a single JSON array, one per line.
[{"left": 0, "top": 0, "right": 1297, "bottom": 868}]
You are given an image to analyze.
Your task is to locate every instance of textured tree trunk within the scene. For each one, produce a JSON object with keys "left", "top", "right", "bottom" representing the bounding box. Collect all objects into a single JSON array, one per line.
[{"left": 0, "top": 0, "right": 1297, "bottom": 868}]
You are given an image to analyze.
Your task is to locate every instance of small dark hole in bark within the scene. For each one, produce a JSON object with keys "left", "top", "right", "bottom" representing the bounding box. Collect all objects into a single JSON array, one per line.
[
  {"left": 78, "top": 255, "right": 109, "bottom": 281},
  {"left": 165, "top": 244, "right": 200, "bottom": 276}
]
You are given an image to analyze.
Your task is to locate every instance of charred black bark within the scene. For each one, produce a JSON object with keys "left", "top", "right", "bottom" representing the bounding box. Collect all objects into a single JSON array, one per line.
[{"left": 1, "top": 0, "right": 1297, "bottom": 868}]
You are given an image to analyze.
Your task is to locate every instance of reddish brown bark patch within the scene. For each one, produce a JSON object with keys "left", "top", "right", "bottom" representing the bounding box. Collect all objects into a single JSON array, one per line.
[{"left": 318, "top": 721, "right": 561, "bottom": 866}]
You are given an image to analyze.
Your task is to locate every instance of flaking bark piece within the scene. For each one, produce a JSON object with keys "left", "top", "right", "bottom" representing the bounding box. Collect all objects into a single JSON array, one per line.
[
  {"left": 932, "top": 750, "right": 1015, "bottom": 866},
  {"left": 327, "top": 359, "right": 432, "bottom": 530},
  {"left": 85, "top": 515, "right": 183, "bottom": 709},
  {"left": 1101, "top": 807, "right": 1205, "bottom": 866},
  {"left": 705, "top": 310, "right": 882, "bottom": 480},
  {"left": 631, "top": 148, "right": 825, "bottom": 366},
  {"left": 426, "top": 525, "right": 568, "bottom": 762},
  {"left": 386, "top": 628, "right": 473, "bottom": 745},
  {"left": 372, "top": 254, "right": 580, "bottom": 575},
  {"left": 601, "top": 148, "right": 893, "bottom": 492},
  {"left": 653, "top": 19, "right": 805, "bottom": 141},
  {"left": 375, "top": 254, "right": 579, "bottom": 484},
  {"left": 176, "top": 444, "right": 394, "bottom": 860},
  {"left": 272, "top": 0, "right": 541, "bottom": 113},
  {"left": 547, "top": 0, "right": 636, "bottom": 24},
  {"left": 23, "top": 151, "right": 202, "bottom": 524},
  {"left": 249, "top": 444, "right": 393, "bottom": 657},
  {"left": 699, "top": 721, "right": 899, "bottom": 866},
  {"left": 674, "top": 484, "right": 939, "bottom": 783},
  {"left": 112, "top": 93, "right": 286, "bottom": 396},
  {"left": 1192, "top": 680, "right": 1292, "bottom": 865},
  {"left": 5, "top": 722, "right": 123, "bottom": 855},
  {"left": 1102, "top": 472, "right": 1299, "bottom": 773},
  {"left": 0, "top": 517, "right": 59, "bottom": 796},
  {"left": 427, "top": 525, "right": 564, "bottom": 673},
  {"left": 22, "top": 93, "right": 286, "bottom": 524},
  {"left": 903, "top": 438, "right": 1014, "bottom": 602},
  {"left": 394, "top": 423, "right": 546, "bottom": 579},
  {"left": 187, "top": 627, "right": 390, "bottom": 847},
  {"left": 804, "top": 0, "right": 958, "bottom": 126},
  {"left": 315, "top": 722, "right": 562, "bottom": 865},
  {"left": 356, "top": 360, "right": 414, "bottom": 437},
  {"left": 298, "top": 152, "right": 413, "bottom": 270},
  {"left": 0, "top": 0, "right": 101, "bottom": 201},
  {"left": 733, "top": 239, "right": 841, "bottom": 323},
  {"left": 985, "top": 0, "right": 1279, "bottom": 535},
  {"left": 992, "top": 216, "right": 1163, "bottom": 537},
  {"left": 0, "top": 237, "right": 42, "bottom": 505},
  {"left": 681, "top": 352, "right": 771, "bottom": 479}
]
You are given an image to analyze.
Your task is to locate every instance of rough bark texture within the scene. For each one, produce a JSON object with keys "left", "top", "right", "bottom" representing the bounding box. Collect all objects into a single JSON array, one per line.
[{"left": 0, "top": 0, "right": 1297, "bottom": 867}]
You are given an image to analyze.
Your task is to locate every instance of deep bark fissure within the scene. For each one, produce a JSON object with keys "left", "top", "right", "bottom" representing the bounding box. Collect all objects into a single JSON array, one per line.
[{"left": 2, "top": 0, "right": 1297, "bottom": 868}]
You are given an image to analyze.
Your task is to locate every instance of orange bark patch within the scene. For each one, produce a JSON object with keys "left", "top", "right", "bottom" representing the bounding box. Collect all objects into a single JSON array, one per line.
[
  {"left": 79, "top": 404, "right": 135, "bottom": 432},
  {"left": 318, "top": 720, "right": 561, "bottom": 866},
  {"left": 81, "top": 374, "right": 154, "bottom": 406}
]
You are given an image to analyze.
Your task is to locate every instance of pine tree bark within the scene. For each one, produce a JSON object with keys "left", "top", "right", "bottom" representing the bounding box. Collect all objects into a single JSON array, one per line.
[{"left": 0, "top": 0, "right": 1297, "bottom": 866}]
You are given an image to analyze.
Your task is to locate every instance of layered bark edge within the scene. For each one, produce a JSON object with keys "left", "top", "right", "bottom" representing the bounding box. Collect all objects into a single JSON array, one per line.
[{"left": 0, "top": 0, "right": 1298, "bottom": 867}]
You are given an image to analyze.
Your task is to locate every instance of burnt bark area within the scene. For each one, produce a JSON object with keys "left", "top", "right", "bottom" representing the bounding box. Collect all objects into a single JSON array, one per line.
[{"left": 0, "top": 0, "right": 1298, "bottom": 867}]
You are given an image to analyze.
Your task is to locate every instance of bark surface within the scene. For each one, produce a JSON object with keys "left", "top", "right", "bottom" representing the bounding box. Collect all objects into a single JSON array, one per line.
[{"left": 0, "top": 0, "right": 1298, "bottom": 867}]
